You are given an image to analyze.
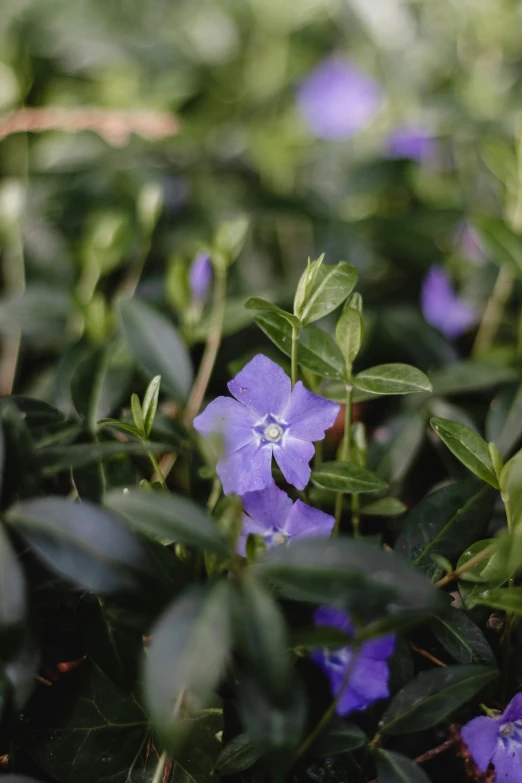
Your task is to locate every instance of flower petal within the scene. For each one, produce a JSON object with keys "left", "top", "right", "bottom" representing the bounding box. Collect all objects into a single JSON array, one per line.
[
  {"left": 237, "top": 514, "right": 270, "bottom": 556},
  {"left": 194, "top": 397, "right": 258, "bottom": 456},
  {"left": 361, "top": 634, "right": 396, "bottom": 661},
  {"left": 283, "top": 382, "right": 340, "bottom": 441},
  {"left": 273, "top": 437, "right": 314, "bottom": 490},
  {"left": 491, "top": 738, "right": 522, "bottom": 781},
  {"left": 284, "top": 499, "right": 334, "bottom": 540},
  {"left": 348, "top": 657, "right": 390, "bottom": 705},
  {"left": 335, "top": 684, "right": 367, "bottom": 716},
  {"left": 217, "top": 442, "right": 273, "bottom": 495},
  {"left": 242, "top": 482, "right": 293, "bottom": 531},
  {"left": 461, "top": 716, "right": 499, "bottom": 773},
  {"left": 228, "top": 354, "right": 291, "bottom": 419},
  {"left": 314, "top": 606, "right": 354, "bottom": 635},
  {"left": 503, "top": 693, "right": 522, "bottom": 723}
]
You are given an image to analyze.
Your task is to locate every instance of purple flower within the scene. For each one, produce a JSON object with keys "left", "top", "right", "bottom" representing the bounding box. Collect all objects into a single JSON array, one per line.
[
  {"left": 238, "top": 481, "right": 334, "bottom": 556},
  {"left": 387, "top": 126, "right": 437, "bottom": 162},
  {"left": 193, "top": 354, "right": 339, "bottom": 495},
  {"left": 461, "top": 693, "right": 522, "bottom": 781},
  {"left": 296, "top": 56, "right": 382, "bottom": 140},
  {"left": 311, "top": 606, "right": 395, "bottom": 716},
  {"left": 421, "top": 266, "right": 478, "bottom": 339},
  {"left": 189, "top": 252, "right": 212, "bottom": 302}
]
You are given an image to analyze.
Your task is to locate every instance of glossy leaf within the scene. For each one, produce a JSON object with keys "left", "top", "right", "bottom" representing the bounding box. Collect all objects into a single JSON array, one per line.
[
  {"left": 335, "top": 306, "right": 363, "bottom": 368},
  {"left": 380, "top": 665, "right": 498, "bottom": 735},
  {"left": 430, "top": 607, "right": 495, "bottom": 665},
  {"left": 375, "top": 749, "right": 431, "bottom": 783},
  {"left": 214, "top": 733, "right": 261, "bottom": 774},
  {"left": 430, "top": 417, "right": 499, "bottom": 488},
  {"left": 353, "top": 364, "right": 432, "bottom": 395},
  {"left": 311, "top": 461, "right": 388, "bottom": 493},
  {"left": 308, "top": 722, "right": 366, "bottom": 758},
  {"left": 118, "top": 297, "right": 192, "bottom": 402},
  {"left": 457, "top": 539, "right": 508, "bottom": 608},
  {"left": 105, "top": 488, "right": 230, "bottom": 555},
  {"left": 295, "top": 261, "right": 358, "bottom": 326},
  {"left": 360, "top": 497, "right": 407, "bottom": 517},
  {"left": 245, "top": 297, "right": 301, "bottom": 328},
  {"left": 143, "top": 583, "right": 233, "bottom": 754}
]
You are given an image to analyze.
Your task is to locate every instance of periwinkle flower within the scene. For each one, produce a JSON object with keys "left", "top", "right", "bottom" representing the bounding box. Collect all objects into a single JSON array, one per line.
[
  {"left": 461, "top": 693, "right": 522, "bottom": 781},
  {"left": 296, "top": 56, "right": 382, "bottom": 140},
  {"left": 311, "top": 606, "right": 395, "bottom": 716},
  {"left": 189, "top": 252, "right": 212, "bottom": 302},
  {"left": 387, "top": 126, "right": 437, "bottom": 162},
  {"left": 421, "top": 266, "right": 478, "bottom": 339},
  {"left": 238, "top": 481, "right": 334, "bottom": 556},
  {"left": 193, "top": 354, "right": 339, "bottom": 495}
]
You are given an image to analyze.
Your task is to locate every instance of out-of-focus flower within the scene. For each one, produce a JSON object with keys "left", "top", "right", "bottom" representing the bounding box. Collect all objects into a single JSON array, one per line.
[
  {"left": 238, "top": 481, "right": 334, "bottom": 556},
  {"left": 193, "top": 354, "right": 339, "bottom": 495},
  {"left": 189, "top": 252, "right": 212, "bottom": 302},
  {"left": 296, "top": 56, "right": 382, "bottom": 140},
  {"left": 387, "top": 126, "right": 437, "bottom": 162},
  {"left": 421, "top": 266, "right": 478, "bottom": 339},
  {"left": 461, "top": 693, "right": 522, "bottom": 781},
  {"left": 311, "top": 606, "right": 395, "bottom": 716}
]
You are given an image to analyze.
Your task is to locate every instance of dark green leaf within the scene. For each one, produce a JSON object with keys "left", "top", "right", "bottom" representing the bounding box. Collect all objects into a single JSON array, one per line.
[
  {"left": 430, "top": 607, "right": 496, "bottom": 665},
  {"left": 375, "top": 749, "right": 431, "bottom": 783},
  {"left": 368, "top": 412, "right": 426, "bottom": 485},
  {"left": 289, "top": 625, "right": 351, "bottom": 651},
  {"left": 487, "top": 382, "right": 522, "bottom": 457},
  {"left": 143, "top": 583, "right": 233, "bottom": 754},
  {"left": 6, "top": 497, "right": 148, "bottom": 594},
  {"left": 474, "top": 587, "right": 522, "bottom": 614},
  {"left": 430, "top": 417, "right": 499, "bottom": 488},
  {"left": 296, "top": 261, "right": 358, "bottom": 326},
  {"left": 118, "top": 298, "right": 192, "bottom": 402},
  {"left": 254, "top": 312, "right": 345, "bottom": 379},
  {"left": 360, "top": 498, "right": 407, "bottom": 517},
  {"left": 7, "top": 396, "right": 66, "bottom": 429},
  {"left": 4, "top": 632, "right": 39, "bottom": 711},
  {"left": 0, "top": 526, "right": 26, "bottom": 660},
  {"left": 353, "top": 364, "right": 432, "bottom": 395},
  {"left": 37, "top": 440, "right": 169, "bottom": 473},
  {"left": 308, "top": 722, "right": 366, "bottom": 758},
  {"left": 105, "top": 488, "right": 230, "bottom": 556},
  {"left": 474, "top": 215, "right": 522, "bottom": 278},
  {"left": 380, "top": 665, "right": 497, "bottom": 735},
  {"left": 0, "top": 403, "right": 41, "bottom": 504},
  {"left": 245, "top": 297, "right": 301, "bottom": 328},
  {"left": 214, "top": 733, "right": 261, "bottom": 773},
  {"left": 311, "top": 461, "right": 388, "bottom": 493},
  {"left": 71, "top": 343, "right": 133, "bottom": 430},
  {"left": 430, "top": 361, "right": 518, "bottom": 396},
  {"left": 395, "top": 480, "right": 496, "bottom": 578}
]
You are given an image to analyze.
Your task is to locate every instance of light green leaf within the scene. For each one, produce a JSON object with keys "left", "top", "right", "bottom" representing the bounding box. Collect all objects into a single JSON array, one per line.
[
  {"left": 311, "top": 461, "right": 388, "bottom": 493},
  {"left": 245, "top": 297, "right": 301, "bottom": 328},
  {"left": 295, "top": 261, "right": 358, "bottom": 326},
  {"left": 353, "top": 364, "right": 432, "bottom": 395},
  {"left": 143, "top": 375, "right": 161, "bottom": 438},
  {"left": 335, "top": 306, "right": 363, "bottom": 368},
  {"left": 430, "top": 417, "right": 499, "bottom": 488},
  {"left": 360, "top": 497, "right": 407, "bottom": 517}
]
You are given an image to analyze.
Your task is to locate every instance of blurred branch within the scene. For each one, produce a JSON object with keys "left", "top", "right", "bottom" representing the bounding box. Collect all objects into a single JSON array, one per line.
[{"left": 0, "top": 107, "right": 179, "bottom": 146}]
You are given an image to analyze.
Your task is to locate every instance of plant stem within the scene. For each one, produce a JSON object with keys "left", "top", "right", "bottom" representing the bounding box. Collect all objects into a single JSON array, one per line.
[
  {"left": 334, "top": 385, "right": 352, "bottom": 535},
  {"left": 118, "top": 233, "right": 153, "bottom": 298},
  {"left": 151, "top": 750, "right": 168, "bottom": 783},
  {"left": 184, "top": 265, "right": 227, "bottom": 427},
  {"left": 291, "top": 324, "right": 299, "bottom": 387},
  {"left": 434, "top": 543, "right": 496, "bottom": 588},
  {"left": 207, "top": 476, "right": 221, "bottom": 512},
  {"left": 472, "top": 263, "right": 513, "bottom": 358},
  {"left": 501, "top": 499, "right": 515, "bottom": 698},
  {"left": 148, "top": 449, "right": 168, "bottom": 490}
]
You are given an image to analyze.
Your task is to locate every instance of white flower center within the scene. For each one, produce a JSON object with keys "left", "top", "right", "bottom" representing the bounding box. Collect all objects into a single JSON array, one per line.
[
  {"left": 264, "top": 423, "right": 283, "bottom": 442},
  {"left": 272, "top": 532, "right": 287, "bottom": 545}
]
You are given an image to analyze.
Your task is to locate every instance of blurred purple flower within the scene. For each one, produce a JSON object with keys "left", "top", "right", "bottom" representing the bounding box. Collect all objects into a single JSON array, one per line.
[
  {"left": 421, "top": 266, "right": 478, "bottom": 339},
  {"left": 296, "top": 56, "right": 382, "bottom": 140},
  {"left": 311, "top": 606, "right": 395, "bottom": 716},
  {"left": 238, "top": 481, "right": 334, "bottom": 556},
  {"left": 387, "top": 126, "right": 437, "bottom": 162},
  {"left": 193, "top": 354, "right": 339, "bottom": 495},
  {"left": 461, "top": 693, "right": 522, "bottom": 781},
  {"left": 190, "top": 252, "right": 212, "bottom": 302}
]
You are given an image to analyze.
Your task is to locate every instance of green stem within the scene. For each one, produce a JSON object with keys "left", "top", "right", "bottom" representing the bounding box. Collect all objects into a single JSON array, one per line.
[
  {"left": 334, "top": 385, "right": 352, "bottom": 535},
  {"left": 434, "top": 543, "right": 496, "bottom": 588},
  {"left": 183, "top": 265, "right": 227, "bottom": 426},
  {"left": 148, "top": 449, "right": 168, "bottom": 490},
  {"left": 501, "top": 499, "right": 515, "bottom": 698},
  {"left": 207, "top": 477, "right": 221, "bottom": 512},
  {"left": 118, "top": 233, "right": 153, "bottom": 299},
  {"left": 151, "top": 750, "right": 168, "bottom": 783},
  {"left": 291, "top": 324, "right": 299, "bottom": 387},
  {"left": 472, "top": 265, "right": 513, "bottom": 358}
]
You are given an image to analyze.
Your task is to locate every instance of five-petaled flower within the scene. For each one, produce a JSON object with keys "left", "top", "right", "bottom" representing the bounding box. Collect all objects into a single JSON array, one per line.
[
  {"left": 194, "top": 354, "right": 339, "bottom": 496},
  {"left": 461, "top": 693, "right": 522, "bottom": 781},
  {"left": 421, "top": 266, "right": 478, "bottom": 339},
  {"left": 238, "top": 481, "right": 334, "bottom": 556},
  {"left": 311, "top": 606, "right": 395, "bottom": 716}
]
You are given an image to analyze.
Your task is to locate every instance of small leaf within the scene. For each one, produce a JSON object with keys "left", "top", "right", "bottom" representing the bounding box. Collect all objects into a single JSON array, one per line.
[
  {"left": 375, "top": 749, "right": 432, "bottom": 783},
  {"left": 430, "top": 607, "right": 496, "bottom": 665},
  {"left": 353, "top": 364, "right": 432, "bottom": 395},
  {"left": 105, "top": 488, "right": 230, "bottom": 556},
  {"left": 245, "top": 298, "right": 301, "bottom": 328},
  {"left": 143, "top": 582, "right": 233, "bottom": 754},
  {"left": 430, "top": 417, "right": 499, "bottom": 488},
  {"left": 380, "top": 665, "right": 497, "bottom": 735},
  {"left": 474, "top": 587, "right": 522, "bottom": 614},
  {"left": 500, "top": 448, "right": 522, "bottom": 528},
  {"left": 143, "top": 375, "right": 161, "bottom": 437},
  {"left": 335, "top": 306, "right": 363, "bottom": 368},
  {"left": 311, "top": 461, "right": 388, "bottom": 494},
  {"left": 130, "top": 393, "right": 145, "bottom": 436},
  {"left": 214, "top": 733, "right": 261, "bottom": 773},
  {"left": 489, "top": 442, "right": 503, "bottom": 478},
  {"left": 308, "top": 722, "right": 366, "bottom": 758},
  {"left": 360, "top": 498, "right": 407, "bottom": 517},
  {"left": 296, "top": 261, "right": 358, "bottom": 326},
  {"left": 118, "top": 298, "right": 192, "bottom": 402}
]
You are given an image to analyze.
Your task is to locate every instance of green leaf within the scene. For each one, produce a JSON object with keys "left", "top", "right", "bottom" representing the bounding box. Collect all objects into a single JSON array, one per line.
[
  {"left": 214, "top": 733, "right": 261, "bottom": 774},
  {"left": 474, "top": 215, "right": 522, "bottom": 279},
  {"left": 37, "top": 440, "right": 169, "bottom": 473},
  {"left": 295, "top": 261, "right": 358, "bottom": 326},
  {"left": 6, "top": 396, "right": 66, "bottom": 430},
  {"left": 430, "top": 361, "right": 518, "bottom": 396},
  {"left": 360, "top": 497, "right": 407, "bottom": 517},
  {"left": 395, "top": 480, "right": 496, "bottom": 578},
  {"left": 71, "top": 343, "right": 133, "bottom": 431},
  {"left": 474, "top": 586, "right": 522, "bottom": 614},
  {"left": 118, "top": 298, "right": 193, "bottom": 402},
  {"left": 368, "top": 412, "right": 426, "bottom": 485},
  {"left": 375, "top": 749, "right": 431, "bottom": 783},
  {"left": 335, "top": 306, "right": 363, "bottom": 368},
  {"left": 6, "top": 497, "right": 148, "bottom": 594},
  {"left": 0, "top": 526, "right": 26, "bottom": 661},
  {"left": 311, "top": 461, "right": 388, "bottom": 493},
  {"left": 142, "top": 375, "right": 161, "bottom": 437},
  {"left": 130, "top": 393, "right": 145, "bottom": 436},
  {"left": 252, "top": 537, "right": 437, "bottom": 619},
  {"left": 430, "top": 417, "right": 499, "bottom": 488},
  {"left": 143, "top": 582, "right": 233, "bottom": 755},
  {"left": 380, "top": 665, "right": 498, "bottom": 735},
  {"left": 98, "top": 418, "right": 142, "bottom": 438},
  {"left": 500, "top": 448, "right": 522, "bottom": 528},
  {"left": 353, "top": 364, "right": 432, "bottom": 395},
  {"left": 430, "top": 607, "right": 496, "bottom": 665},
  {"left": 489, "top": 442, "right": 503, "bottom": 479},
  {"left": 104, "top": 488, "right": 230, "bottom": 556},
  {"left": 254, "top": 312, "right": 345, "bottom": 379},
  {"left": 308, "top": 722, "right": 366, "bottom": 758},
  {"left": 289, "top": 625, "right": 351, "bottom": 651},
  {"left": 456, "top": 539, "right": 508, "bottom": 608},
  {"left": 245, "top": 297, "right": 301, "bottom": 328},
  {"left": 487, "top": 382, "right": 522, "bottom": 457}
]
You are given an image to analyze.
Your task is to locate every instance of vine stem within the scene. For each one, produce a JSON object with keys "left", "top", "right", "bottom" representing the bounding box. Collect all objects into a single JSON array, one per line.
[
  {"left": 334, "top": 385, "right": 352, "bottom": 535},
  {"left": 183, "top": 265, "right": 227, "bottom": 427},
  {"left": 471, "top": 265, "right": 513, "bottom": 358},
  {"left": 151, "top": 750, "right": 168, "bottom": 783},
  {"left": 291, "top": 324, "right": 299, "bottom": 387},
  {"left": 434, "top": 543, "right": 496, "bottom": 588}
]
